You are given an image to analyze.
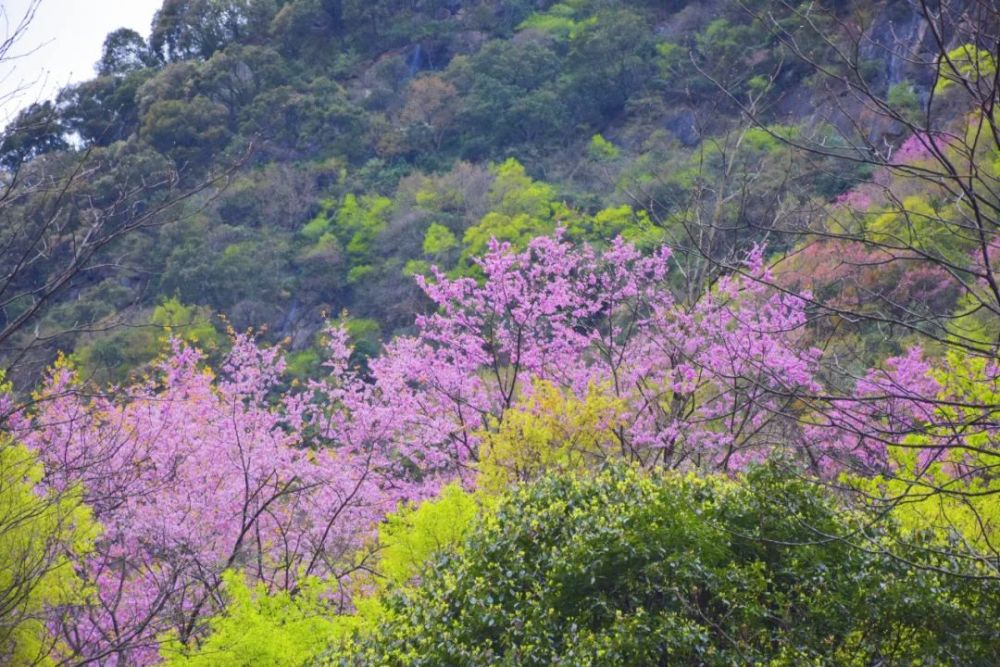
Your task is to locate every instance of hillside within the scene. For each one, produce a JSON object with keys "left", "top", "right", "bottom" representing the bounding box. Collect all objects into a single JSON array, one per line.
[{"left": 0, "top": 0, "right": 985, "bottom": 386}]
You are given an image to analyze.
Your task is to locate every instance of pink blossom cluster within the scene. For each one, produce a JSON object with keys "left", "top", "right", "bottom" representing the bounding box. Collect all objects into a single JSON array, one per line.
[
  {"left": 808, "top": 347, "right": 1000, "bottom": 477},
  {"left": 370, "top": 234, "right": 822, "bottom": 472},
  {"left": 833, "top": 186, "right": 877, "bottom": 211},
  {"left": 20, "top": 339, "right": 431, "bottom": 664},
  {"left": 894, "top": 132, "right": 938, "bottom": 163},
  {"left": 806, "top": 347, "right": 941, "bottom": 475}
]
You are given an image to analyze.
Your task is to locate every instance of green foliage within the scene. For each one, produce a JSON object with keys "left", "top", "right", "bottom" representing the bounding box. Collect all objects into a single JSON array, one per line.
[
  {"left": 587, "top": 134, "right": 619, "bottom": 162},
  {"left": 160, "top": 571, "right": 348, "bottom": 667},
  {"left": 285, "top": 349, "right": 321, "bottom": 380},
  {"left": 950, "top": 288, "right": 1000, "bottom": 350},
  {"left": 563, "top": 8, "right": 657, "bottom": 120},
  {"left": 422, "top": 223, "right": 458, "bottom": 256},
  {"left": 936, "top": 44, "right": 998, "bottom": 92},
  {"left": 487, "top": 159, "right": 557, "bottom": 219},
  {"left": 99, "top": 28, "right": 155, "bottom": 76},
  {"left": 335, "top": 194, "right": 393, "bottom": 265},
  {"left": 446, "top": 38, "right": 571, "bottom": 153},
  {"left": 323, "top": 465, "right": 1000, "bottom": 665},
  {"left": 518, "top": 3, "right": 591, "bottom": 40},
  {"left": 58, "top": 71, "right": 150, "bottom": 146},
  {"left": 302, "top": 205, "right": 335, "bottom": 241},
  {"left": 0, "top": 102, "right": 68, "bottom": 169},
  {"left": 460, "top": 159, "right": 561, "bottom": 265},
  {"left": 140, "top": 96, "right": 232, "bottom": 168},
  {"left": 156, "top": 220, "right": 297, "bottom": 327},
  {"left": 150, "top": 0, "right": 278, "bottom": 62},
  {"left": 377, "top": 483, "right": 479, "bottom": 587},
  {"left": 346, "top": 265, "right": 374, "bottom": 285},
  {"left": 476, "top": 379, "right": 625, "bottom": 494},
  {"left": 0, "top": 406, "right": 99, "bottom": 666},
  {"left": 868, "top": 195, "right": 974, "bottom": 265},
  {"left": 887, "top": 82, "right": 921, "bottom": 122},
  {"left": 151, "top": 298, "right": 224, "bottom": 350},
  {"left": 402, "top": 258, "right": 430, "bottom": 278},
  {"left": 73, "top": 299, "right": 223, "bottom": 385},
  {"left": 342, "top": 317, "right": 382, "bottom": 361},
  {"left": 571, "top": 204, "right": 664, "bottom": 250}
]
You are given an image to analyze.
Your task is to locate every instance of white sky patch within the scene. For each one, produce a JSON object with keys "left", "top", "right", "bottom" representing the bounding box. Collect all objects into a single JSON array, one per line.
[{"left": 0, "top": 0, "right": 163, "bottom": 125}]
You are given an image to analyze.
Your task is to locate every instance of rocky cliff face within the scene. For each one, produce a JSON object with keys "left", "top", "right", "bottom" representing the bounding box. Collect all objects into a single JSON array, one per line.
[{"left": 767, "top": 0, "right": 990, "bottom": 145}]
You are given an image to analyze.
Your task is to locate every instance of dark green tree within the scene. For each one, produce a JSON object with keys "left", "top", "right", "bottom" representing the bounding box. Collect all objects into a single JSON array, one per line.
[
  {"left": 0, "top": 102, "right": 66, "bottom": 170},
  {"left": 98, "top": 28, "right": 156, "bottom": 76},
  {"left": 141, "top": 96, "right": 232, "bottom": 169},
  {"left": 150, "top": 0, "right": 278, "bottom": 61},
  {"left": 58, "top": 72, "right": 149, "bottom": 146}
]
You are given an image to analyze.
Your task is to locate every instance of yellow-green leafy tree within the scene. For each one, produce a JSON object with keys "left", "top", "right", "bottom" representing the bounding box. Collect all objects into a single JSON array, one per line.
[
  {"left": 0, "top": 417, "right": 99, "bottom": 665},
  {"left": 460, "top": 159, "right": 566, "bottom": 266},
  {"left": 159, "top": 572, "right": 349, "bottom": 667},
  {"left": 476, "top": 379, "right": 626, "bottom": 494}
]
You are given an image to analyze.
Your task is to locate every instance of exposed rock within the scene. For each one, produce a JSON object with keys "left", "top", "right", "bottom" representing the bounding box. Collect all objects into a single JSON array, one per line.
[{"left": 663, "top": 109, "right": 700, "bottom": 146}]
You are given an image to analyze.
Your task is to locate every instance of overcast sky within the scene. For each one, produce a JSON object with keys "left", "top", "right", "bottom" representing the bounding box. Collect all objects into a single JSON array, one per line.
[{"left": 1, "top": 0, "right": 162, "bottom": 124}]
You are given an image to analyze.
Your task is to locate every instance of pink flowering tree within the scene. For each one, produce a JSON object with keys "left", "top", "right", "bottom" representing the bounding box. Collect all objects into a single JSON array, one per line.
[
  {"left": 807, "top": 347, "right": 944, "bottom": 475},
  {"left": 20, "top": 338, "right": 439, "bottom": 665},
  {"left": 335, "top": 233, "right": 823, "bottom": 474}
]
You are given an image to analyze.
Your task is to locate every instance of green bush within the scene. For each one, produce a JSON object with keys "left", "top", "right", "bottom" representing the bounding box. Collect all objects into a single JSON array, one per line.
[{"left": 321, "top": 465, "right": 1000, "bottom": 666}]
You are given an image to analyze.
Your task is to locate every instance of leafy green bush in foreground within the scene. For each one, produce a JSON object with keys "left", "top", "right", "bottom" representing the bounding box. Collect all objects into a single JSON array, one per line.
[{"left": 322, "top": 465, "right": 999, "bottom": 666}]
